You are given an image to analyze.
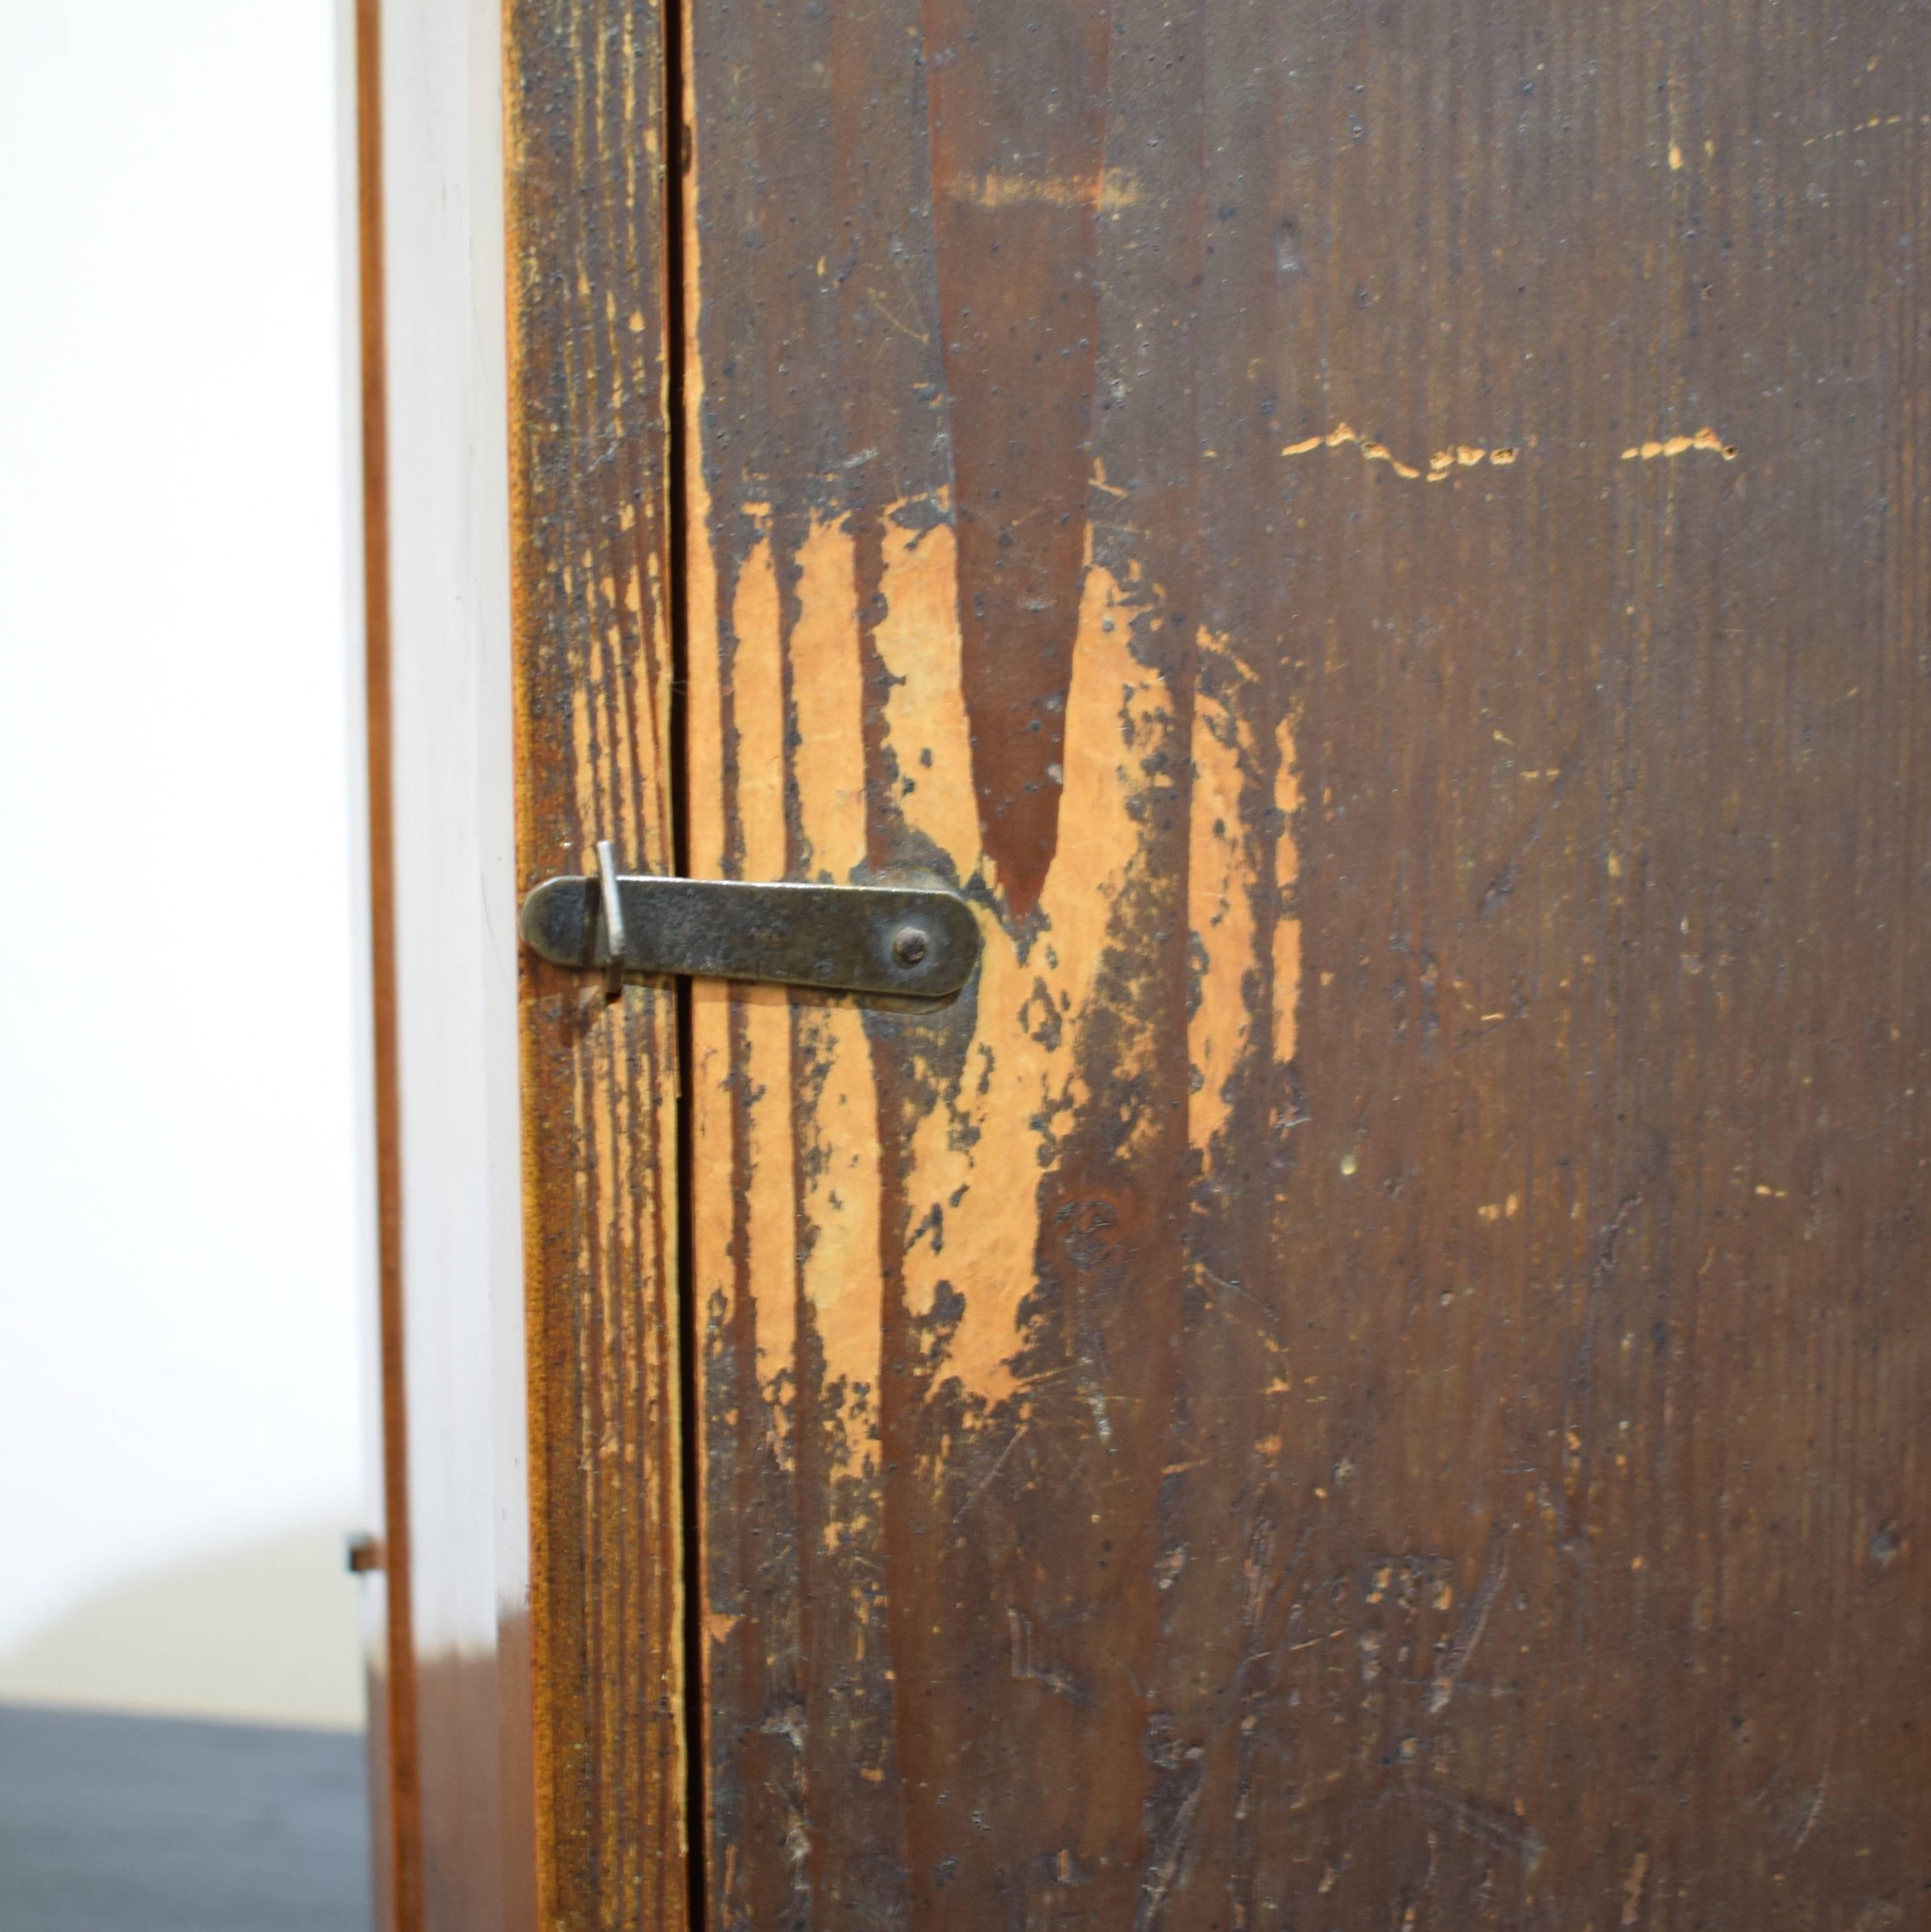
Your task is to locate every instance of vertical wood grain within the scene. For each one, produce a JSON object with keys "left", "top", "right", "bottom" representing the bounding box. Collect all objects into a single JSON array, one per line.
[
  {"left": 679, "top": 0, "right": 1931, "bottom": 1924},
  {"left": 503, "top": 1, "right": 689, "bottom": 1926}
]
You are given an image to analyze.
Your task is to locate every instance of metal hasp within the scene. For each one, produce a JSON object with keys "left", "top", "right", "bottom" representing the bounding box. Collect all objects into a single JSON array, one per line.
[{"left": 519, "top": 850, "right": 981, "bottom": 999}]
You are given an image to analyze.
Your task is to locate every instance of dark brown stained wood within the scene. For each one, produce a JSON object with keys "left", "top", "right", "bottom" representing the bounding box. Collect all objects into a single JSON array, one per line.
[
  {"left": 503, "top": 1, "right": 688, "bottom": 1925},
  {"left": 925, "top": 0, "right": 1117, "bottom": 915},
  {"left": 352, "top": 2, "right": 422, "bottom": 1923},
  {"left": 679, "top": 0, "right": 1931, "bottom": 1927}
]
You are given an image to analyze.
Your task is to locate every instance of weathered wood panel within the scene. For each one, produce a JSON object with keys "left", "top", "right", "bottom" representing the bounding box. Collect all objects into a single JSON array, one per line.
[
  {"left": 504, "top": 1, "right": 687, "bottom": 1925},
  {"left": 680, "top": 0, "right": 1931, "bottom": 1925}
]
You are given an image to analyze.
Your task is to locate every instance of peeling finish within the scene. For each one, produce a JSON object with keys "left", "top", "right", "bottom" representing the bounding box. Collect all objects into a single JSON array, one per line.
[
  {"left": 873, "top": 517, "right": 982, "bottom": 868},
  {"left": 1620, "top": 427, "right": 1739, "bottom": 462},
  {"left": 791, "top": 522, "right": 885, "bottom": 1472},
  {"left": 1805, "top": 111, "right": 1928, "bottom": 146},
  {"left": 1271, "top": 713, "right": 1302, "bottom": 1072},
  {"left": 955, "top": 165, "right": 1142, "bottom": 211},
  {"left": 879, "top": 529, "right": 1178, "bottom": 1407},
  {"left": 1187, "top": 636, "right": 1259, "bottom": 1160},
  {"left": 1282, "top": 422, "right": 1521, "bottom": 481}
]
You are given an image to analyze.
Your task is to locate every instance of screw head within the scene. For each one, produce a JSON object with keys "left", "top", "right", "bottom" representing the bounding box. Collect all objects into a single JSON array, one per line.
[{"left": 891, "top": 925, "right": 929, "bottom": 968}]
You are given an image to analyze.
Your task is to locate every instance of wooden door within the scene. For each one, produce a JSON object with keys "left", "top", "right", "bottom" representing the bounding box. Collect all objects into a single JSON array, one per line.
[
  {"left": 675, "top": 0, "right": 1931, "bottom": 1922},
  {"left": 358, "top": 0, "right": 1931, "bottom": 1925}
]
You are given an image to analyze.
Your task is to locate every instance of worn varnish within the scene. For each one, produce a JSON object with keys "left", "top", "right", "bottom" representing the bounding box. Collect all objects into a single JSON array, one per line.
[
  {"left": 678, "top": 0, "right": 1930, "bottom": 1925},
  {"left": 504, "top": 1, "right": 687, "bottom": 1925}
]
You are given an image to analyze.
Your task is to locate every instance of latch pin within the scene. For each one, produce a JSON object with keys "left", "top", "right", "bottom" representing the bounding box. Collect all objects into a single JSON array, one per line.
[{"left": 594, "top": 840, "right": 628, "bottom": 1001}]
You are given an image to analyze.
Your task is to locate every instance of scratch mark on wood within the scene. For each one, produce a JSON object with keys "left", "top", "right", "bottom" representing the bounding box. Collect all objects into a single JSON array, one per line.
[
  {"left": 1621, "top": 1848, "right": 1649, "bottom": 1924},
  {"left": 1008, "top": 1607, "right": 1095, "bottom": 1706},
  {"left": 1477, "top": 761, "right": 1571, "bottom": 918},
  {"left": 952, "top": 1424, "right": 1030, "bottom": 1524},
  {"left": 1426, "top": 1529, "right": 1510, "bottom": 1714},
  {"left": 1620, "top": 427, "right": 1737, "bottom": 462},
  {"left": 954, "top": 166, "right": 1142, "bottom": 211},
  {"left": 1282, "top": 422, "right": 1521, "bottom": 481}
]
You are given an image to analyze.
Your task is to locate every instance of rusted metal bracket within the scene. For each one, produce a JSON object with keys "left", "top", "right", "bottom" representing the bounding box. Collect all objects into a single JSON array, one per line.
[{"left": 519, "top": 842, "right": 981, "bottom": 998}]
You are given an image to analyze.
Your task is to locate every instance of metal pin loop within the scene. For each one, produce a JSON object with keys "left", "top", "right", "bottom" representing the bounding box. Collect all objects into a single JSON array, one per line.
[{"left": 596, "top": 839, "right": 628, "bottom": 1000}]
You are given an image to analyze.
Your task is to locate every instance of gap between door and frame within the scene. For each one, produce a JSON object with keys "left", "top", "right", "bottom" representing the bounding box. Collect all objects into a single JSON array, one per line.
[{"left": 660, "top": 0, "right": 705, "bottom": 1922}]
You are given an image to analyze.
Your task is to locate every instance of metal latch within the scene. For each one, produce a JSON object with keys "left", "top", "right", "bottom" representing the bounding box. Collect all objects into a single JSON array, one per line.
[{"left": 519, "top": 842, "right": 981, "bottom": 998}]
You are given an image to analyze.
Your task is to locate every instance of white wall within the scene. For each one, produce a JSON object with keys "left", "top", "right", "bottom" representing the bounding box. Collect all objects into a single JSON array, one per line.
[{"left": 0, "top": 0, "right": 365, "bottom": 1726}]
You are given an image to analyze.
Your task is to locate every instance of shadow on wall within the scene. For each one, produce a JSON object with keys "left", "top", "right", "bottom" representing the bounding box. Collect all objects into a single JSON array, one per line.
[{"left": 0, "top": 1521, "right": 366, "bottom": 1730}]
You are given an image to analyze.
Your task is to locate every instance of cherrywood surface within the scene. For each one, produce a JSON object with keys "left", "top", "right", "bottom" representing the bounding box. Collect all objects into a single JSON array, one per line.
[{"left": 676, "top": 0, "right": 1931, "bottom": 1925}]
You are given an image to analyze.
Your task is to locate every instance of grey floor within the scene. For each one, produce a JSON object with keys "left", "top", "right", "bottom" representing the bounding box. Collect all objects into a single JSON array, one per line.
[{"left": 0, "top": 1704, "right": 372, "bottom": 1932}]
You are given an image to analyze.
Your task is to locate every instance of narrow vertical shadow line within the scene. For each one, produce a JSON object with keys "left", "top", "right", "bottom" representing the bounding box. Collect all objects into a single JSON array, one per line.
[{"left": 660, "top": 0, "right": 706, "bottom": 1919}]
